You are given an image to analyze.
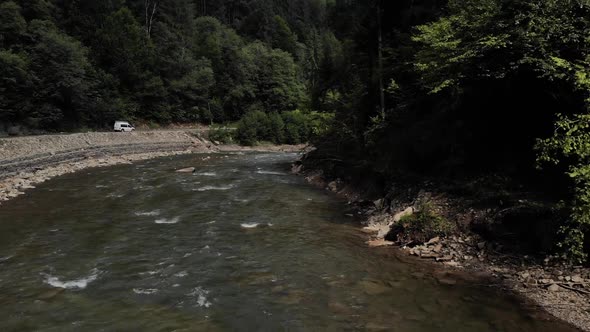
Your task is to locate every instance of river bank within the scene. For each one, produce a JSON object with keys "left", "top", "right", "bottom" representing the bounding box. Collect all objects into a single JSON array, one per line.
[
  {"left": 0, "top": 130, "right": 305, "bottom": 205},
  {"left": 293, "top": 162, "right": 589, "bottom": 331}
]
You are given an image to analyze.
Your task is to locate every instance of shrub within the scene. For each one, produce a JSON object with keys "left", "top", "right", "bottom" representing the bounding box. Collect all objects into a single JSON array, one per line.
[
  {"left": 284, "top": 123, "right": 302, "bottom": 144},
  {"left": 307, "top": 111, "right": 335, "bottom": 137},
  {"left": 235, "top": 110, "right": 268, "bottom": 145},
  {"left": 537, "top": 113, "right": 590, "bottom": 263},
  {"left": 389, "top": 202, "right": 456, "bottom": 243},
  {"left": 233, "top": 109, "right": 332, "bottom": 146},
  {"left": 281, "top": 110, "right": 310, "bottom": 144},
  {"left": 208, "top": 125, "right": 235, "bottom": 144},
  {"left": 268, "top": 112, "right": 285, "bottom": 144}
]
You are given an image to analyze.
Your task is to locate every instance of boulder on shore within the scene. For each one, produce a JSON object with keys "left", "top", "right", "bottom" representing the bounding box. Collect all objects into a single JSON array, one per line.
[{"left": 393, "top": 207, "right": 414, "bottom": 222}]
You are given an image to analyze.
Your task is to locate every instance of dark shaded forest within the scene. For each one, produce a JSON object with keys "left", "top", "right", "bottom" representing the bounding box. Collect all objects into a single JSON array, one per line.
[{"left": 3, "top": 0, "right": 590, "bottom": 261}]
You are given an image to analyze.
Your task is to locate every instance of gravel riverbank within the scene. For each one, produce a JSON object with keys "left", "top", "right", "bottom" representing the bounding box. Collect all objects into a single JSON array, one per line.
[{"left": 0, "top": 130, "right": 214, "bottom": 204}]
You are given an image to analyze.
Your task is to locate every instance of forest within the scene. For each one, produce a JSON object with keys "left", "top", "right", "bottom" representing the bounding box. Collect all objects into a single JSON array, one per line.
[{"left": 2, "top": 0, "right": 590, "bottom": 261}]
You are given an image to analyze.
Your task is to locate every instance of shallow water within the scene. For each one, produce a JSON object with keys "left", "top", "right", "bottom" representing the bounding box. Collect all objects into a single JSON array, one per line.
[{"left": 0, "top": 152, "right": 577, "bottom": 331}]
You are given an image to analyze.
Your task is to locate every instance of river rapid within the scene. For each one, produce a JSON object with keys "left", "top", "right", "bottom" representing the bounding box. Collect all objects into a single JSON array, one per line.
[{"left": 0, "top": 152, "right": 577, "bottom": 331}]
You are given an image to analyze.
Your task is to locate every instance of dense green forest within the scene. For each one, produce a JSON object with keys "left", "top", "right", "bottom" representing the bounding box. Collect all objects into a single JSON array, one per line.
[{"left": 2, "top": 0, "right": 590, "bottom": 261}]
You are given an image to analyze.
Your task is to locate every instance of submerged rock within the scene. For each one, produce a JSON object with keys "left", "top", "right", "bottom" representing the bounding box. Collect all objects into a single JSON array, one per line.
[
  {"left": 358, "top": 280, "right": 391, "bottom": 295},
  {"left": 38, "top": 288, "right": 65, "bottom": 301},
  {"left": 176, "top": 167, "right": 195, "bottom": 173}
]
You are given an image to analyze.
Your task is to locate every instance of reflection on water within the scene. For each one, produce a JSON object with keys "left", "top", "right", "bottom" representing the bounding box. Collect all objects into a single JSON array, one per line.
[{"left": 0, "top": 152, "right": 576, "bottom": 331}]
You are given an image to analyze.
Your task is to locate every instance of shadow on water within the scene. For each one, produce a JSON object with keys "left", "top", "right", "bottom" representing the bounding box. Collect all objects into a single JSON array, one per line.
[{"left": 0, "top": 152, "right": 578, "bottom": 331}]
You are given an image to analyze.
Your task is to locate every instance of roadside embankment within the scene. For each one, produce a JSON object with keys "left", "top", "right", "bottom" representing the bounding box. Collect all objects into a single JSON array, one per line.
[
  {"left": 293, "top": 159, "right": 589, "bottom": 332},
  {"left": 0, "top": 130, "right": 214, "bottom": 204}
]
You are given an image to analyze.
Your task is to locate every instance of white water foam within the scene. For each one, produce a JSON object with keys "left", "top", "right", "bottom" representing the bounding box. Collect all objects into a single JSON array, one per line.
[
  {"left": 240, "top": 223, "right": 259, "bottom": 229},
  {"left": 135, "top": 210, "right": 161, "bottom": 217},
  {"left": 43, "top": 269, "right": 99, "bottom": 290},
  {"left": 174, "top": 271, "right": 189, "bottom": 278},
  {"left": 139, "top": 270, "right": 161, "bottom": 276},
  {"left": 195, "top": 172, "right": 217, "bottom": 177},
  {"left": 241, "top": 223, "right": 273, "bottom": 229},
  {"left": 255, "top": 170, "right": 286, "bottom": 176},
  {"left": 194, "top": 185, "right": 234, "bottom": 192},
  {"left": 133, "top": 288, "right": 159, "bottom": 295},
  {"left": 155, "top": 217, "right": 180, "bottom": 224},
  {"left": 0, "top": 255, "right": 13, "bottom": 263},
  {"left": 188, "top": 287, "right": 212, "bottom": 308}
]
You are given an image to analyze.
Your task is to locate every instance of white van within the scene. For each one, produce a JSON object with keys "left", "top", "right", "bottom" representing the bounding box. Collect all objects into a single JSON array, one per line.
[{"left": 114, "top": 121, "right": 135, "bottom": 132}]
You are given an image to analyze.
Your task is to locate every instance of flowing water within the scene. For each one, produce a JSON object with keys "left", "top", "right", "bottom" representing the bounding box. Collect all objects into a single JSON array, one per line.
[{"left": 0, "top": 152, "right": 577, "bottom": 331}]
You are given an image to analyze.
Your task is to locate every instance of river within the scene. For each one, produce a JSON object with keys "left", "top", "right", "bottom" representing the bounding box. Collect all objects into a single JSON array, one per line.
[{"left": 0, "top": 152, "right": 576, "bottom": 331}]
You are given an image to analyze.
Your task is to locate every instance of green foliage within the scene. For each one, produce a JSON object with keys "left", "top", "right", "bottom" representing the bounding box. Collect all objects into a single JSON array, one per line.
[
  {"left": 281, "top": 110, "right": 310, "bottom": 144},
  {"left": 412, "top": 0, "right": 506, "bottom": 94},
  {"left": 235, "top": 110, "right": 266, "bottom": 146},
  {"left": 0, "top": 50, "right": 31, "bottom": 124},
  {"left": 0, "top": 1, "right": 27, "bottom": 48},
  {"left": 397, "top": 203, "right": 456, "bottom": 243},
  {"left": 233, "top": 109, "right": 323, "bottom": 146},
  {"left": 268, "top": 112, "right": 286, "bottom": 144},
  {"left": 0, "top": 0, "right": 314, "bottom": 131},
  {"left": 26, "top": 19, "right": 101, "bottom": 129},
  {"left": 96, "top": 7, "right": 152, "bottom": 89},
  {"left": 239, "top": 41, "right": 304, "bottom": 113},
  {"left": 537, "top": 114, "right": 590, "bottom": 263},
  {"left": 269, "top": 15, "right": 300, "bottom": 57}
]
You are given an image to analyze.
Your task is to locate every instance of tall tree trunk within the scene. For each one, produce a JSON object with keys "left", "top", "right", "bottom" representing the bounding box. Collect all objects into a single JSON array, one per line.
[
  {"left": 377, "top": 0, "right": 385, "bottom": 116},
  {"left": 145, "top": 0, "right": 158, "bottom": 38}
]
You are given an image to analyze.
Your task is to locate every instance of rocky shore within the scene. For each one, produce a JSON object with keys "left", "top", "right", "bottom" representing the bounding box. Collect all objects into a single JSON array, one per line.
[
  {"left": 0, "top": 130, "right": 305, "bottom": 205},
  {"left": 295, "top": 165, "right": 588, "bottom": 331}
]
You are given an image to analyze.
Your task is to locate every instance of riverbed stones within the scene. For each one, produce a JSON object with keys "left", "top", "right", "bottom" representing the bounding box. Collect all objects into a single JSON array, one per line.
[
  {"left": 547, "top": 284, "right": 561, "bottom": 292},
  {"left": 432, "top": 244, "right": 443, "bottom": 253}
]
